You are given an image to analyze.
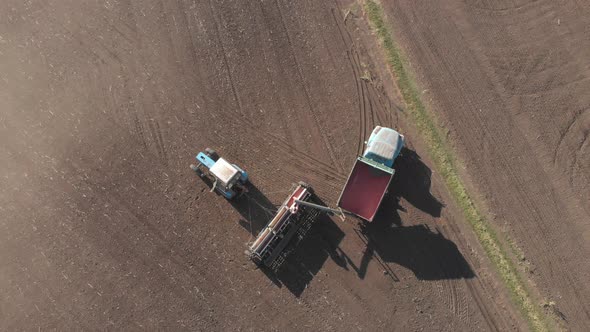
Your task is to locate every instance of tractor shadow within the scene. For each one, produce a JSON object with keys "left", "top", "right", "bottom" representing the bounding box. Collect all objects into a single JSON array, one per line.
[
  {"left": 196, "top": 175, "right": 270, "bottom": 233},
  {"left": 343, "top": 147, "right": 474, "bottom": 280},
  {"left": 231, "top": 185, "right": 344, "bottom": 298},
  {"left": 232, "top": 182, "right": 277, "bottom": 237}
]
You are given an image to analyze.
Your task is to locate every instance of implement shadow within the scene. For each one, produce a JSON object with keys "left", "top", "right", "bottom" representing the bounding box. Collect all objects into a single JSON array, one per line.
[
  {"left": 231, "top": 184, "right": 345, "bottom": 298},
  {"left": 273, "top": 195, "right": 345, "bottom": 297},
  {"left": 353, "top": 147, "right": 474, "bottom": 280}
]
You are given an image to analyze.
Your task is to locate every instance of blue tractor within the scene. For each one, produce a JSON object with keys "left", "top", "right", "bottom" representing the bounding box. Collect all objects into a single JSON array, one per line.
[{"left": 190, "top": 148, "right": 249, "bottom": 199}]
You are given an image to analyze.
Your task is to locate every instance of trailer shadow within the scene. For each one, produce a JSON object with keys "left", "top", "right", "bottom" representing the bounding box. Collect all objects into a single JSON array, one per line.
[
  {"left": 356, "top": 222, "right": 475, "bottom": 280},
  {"left": 393, "top": 147, "right": 444, "bottom": 218},
  {"left": 345, "top": 148, "right": 474, "bottom": 280}
]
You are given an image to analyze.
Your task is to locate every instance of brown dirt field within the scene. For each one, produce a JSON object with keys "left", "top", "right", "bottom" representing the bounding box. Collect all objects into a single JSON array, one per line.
[
  {"left": 0, "top": 0, "right": 524, "bottom": 330},
  {"left": 382, "top": 0, "right": 590, "bottom": 329}
]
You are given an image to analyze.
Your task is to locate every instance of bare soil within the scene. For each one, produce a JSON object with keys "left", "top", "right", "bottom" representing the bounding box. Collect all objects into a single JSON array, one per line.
[
  {"left": 1, "top": 0, "right": 523, "bottom": 330},
  {"left": 382, "top": 0, "right": 590, "bottom": 329}
]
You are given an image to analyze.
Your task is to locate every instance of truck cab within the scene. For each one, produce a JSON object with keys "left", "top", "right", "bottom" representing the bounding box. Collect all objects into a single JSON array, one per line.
[
  {"left": 191, "top": 150, "right": 248, "bottom": 199},
  {"left": 363, "top": 126, "right": 405, "bottom": 169}
]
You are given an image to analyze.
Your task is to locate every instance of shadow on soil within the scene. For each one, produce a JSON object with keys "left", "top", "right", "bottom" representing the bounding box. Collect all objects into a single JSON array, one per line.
[
  {"left": 393, "top": 148, "right": 444, "bottom": 218},
  {"left": 232, "top": 184, "right": 344, "bottom": 298},
  {"left": 344, "top": 147, "right": 474, "bottom": 280},
  {"left": 271, "top": 208, "right": 345, "bottom": 297},
  {"left": 230, "top": 147, "right": 473, "bottom": 297}
]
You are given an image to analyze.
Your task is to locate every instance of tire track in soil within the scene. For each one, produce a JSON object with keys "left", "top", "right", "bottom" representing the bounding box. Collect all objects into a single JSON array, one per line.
[
  {"left": 464, "top": 279, "right": 500, "bottom": 331},
  {"left": 46, "top": 14, "right": 121, "bottom": 68},
  {"left": 103, "top": 17, "right": 138, "bottom": 47},
  {"left": 235, "top": 115, "right": 346, "bottom": 183},
  {"left": 83, "top": 10, "right": 169, "bottom": 166},
  {"left": 414, "top": 18, "right": 556, "bottom": 254},
  {"left": 332, "top": 7, "right": 498, "bottom": 330},
  {"left": 553, "top": 108, "right": 590, "bottom": 195},
  {"left": 574, "top": 130, "right": 589, "bottom": 179},
  {"left": 147, "top": 118, "right": 168, "bottom": 164},
  {"left": 274, "top": 0, "right": 344, "bottom": 174},
  {"left": 269, "top": 134, "right": 347, "bottom": 181},
  {"left": 118, "top": 73, "right": 149, "bottom": 152},
  {"left": 331, "top": 9, "right": 368, "bottom": 156},
  {"left": 402, "top": 1, "right": 590, "bottom": 324},
  {"left": 334, "top": 5, "right": 503, "bottom": 327},
  {"left": 39, "top": 154, "right": 226, "bottom": 328},
  {"left": 207, "top": 0, "right": 246, "bottom": 119},
  {"left": 356, "top": 71, "right": 368, "bottom": 156},
  {"left": 281, "top": 258, "right": 334, "bottom": 332},
  {"left": 352, "top": 55, "right": 368, "bottom": 156},
  {"left": 423, "top": 228, "right": 475, "bottom": 328},
  {"left": 131, "top": 111, "right": 148, "bottom": 150},
  {"left": 434, "top": 106, "right": 520, "bottom": 329},
  {"left": 223, "top": 116, "right": 344, "bottom": 201},
  {"left": 552, "top": 108, "right": 586, "bottom": 164},
  {"left": 331, "top": 8, "right": 483, "bottom": 325},
  {"left": 470, "top": 97, "right": 590, "bottom": 320},
  {"left": 241, "top": 129, "right": 345, "bottom": 200},
  {"left": 442, "top": 200, "right": 508, "bottom": 330},
  {"left": 447, "top": 279, "right": 459, "bottom": 318},
  {"left": 464, "top": 0, "right": 536, "bottom": 12},
  {"left": 331, "top": 7, "right": 394, "bottom": 156},
  {"left": 1, "top": 0, "right": 532, "bottom": 329},
  {"left": 434, "top": 228, "right": 469, "bottom": 326},
  {"left": 367, "top": 84, "right": 394, "bottom": 127},
  {"left": 46, "top": 13, "right": 168, "bottom": 163},
  {"left": 356, "top": 59, "right": 371, "bottom": 156}
]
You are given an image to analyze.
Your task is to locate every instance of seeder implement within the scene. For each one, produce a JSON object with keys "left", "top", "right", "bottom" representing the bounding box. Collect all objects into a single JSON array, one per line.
[{"left": 247, "top": 182, "right": 322, "bottom": 271}]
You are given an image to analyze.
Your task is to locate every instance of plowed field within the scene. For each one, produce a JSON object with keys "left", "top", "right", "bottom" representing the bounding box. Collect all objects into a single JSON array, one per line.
[
  {"left": 0, "top": 0, "right": 528, "bottom": 330},
  {"left": 383, "top": 0, "right": 590, "bottom": 329}
]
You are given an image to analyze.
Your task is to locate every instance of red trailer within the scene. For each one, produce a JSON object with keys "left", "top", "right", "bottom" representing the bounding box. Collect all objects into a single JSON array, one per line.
[{"left": 337, "top": 157, "right": 394, "bottom": 221}]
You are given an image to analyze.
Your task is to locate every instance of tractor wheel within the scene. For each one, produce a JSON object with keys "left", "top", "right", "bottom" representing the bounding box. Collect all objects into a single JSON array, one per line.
[{"left": 205, "top": 148, "right": 219, "bottom": 161}]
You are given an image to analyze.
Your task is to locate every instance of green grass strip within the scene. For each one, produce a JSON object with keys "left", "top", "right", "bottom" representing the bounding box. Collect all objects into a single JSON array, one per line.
[{"left": 364, "top": 1, "right": 548, "bottom": 330}]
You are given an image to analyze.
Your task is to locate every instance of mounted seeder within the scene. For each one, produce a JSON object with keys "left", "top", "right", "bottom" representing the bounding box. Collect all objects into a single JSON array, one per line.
[{"left": 246, "top": 182, "right": 343, "bottom": 271}]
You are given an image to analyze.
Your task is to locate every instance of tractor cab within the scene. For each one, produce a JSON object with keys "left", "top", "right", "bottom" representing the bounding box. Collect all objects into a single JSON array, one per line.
[
  {"left": 209, "top": 158, "right": 247, "bottom": 198},
  {"left": 191, "top": 148, "right": 248, "bottom": 199}
]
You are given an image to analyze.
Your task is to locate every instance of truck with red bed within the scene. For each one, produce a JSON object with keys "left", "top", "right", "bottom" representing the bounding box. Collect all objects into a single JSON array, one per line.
[{"left": 338, "top": 126, "right": 405, "bottom": 222}]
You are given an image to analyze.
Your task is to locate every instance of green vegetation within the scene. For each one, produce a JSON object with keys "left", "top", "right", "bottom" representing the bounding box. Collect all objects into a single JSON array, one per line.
[{"left": 364, "top": 1, "right": 548, "bottom": 330}]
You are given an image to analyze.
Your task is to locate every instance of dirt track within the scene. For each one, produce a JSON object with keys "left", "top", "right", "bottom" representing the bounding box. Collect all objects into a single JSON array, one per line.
[
  {"left": 0, "top": 1, "right": 526, "bottom": 330},
  {"left": 383, "top": 0, "right": 590, "bottom": 329}
]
